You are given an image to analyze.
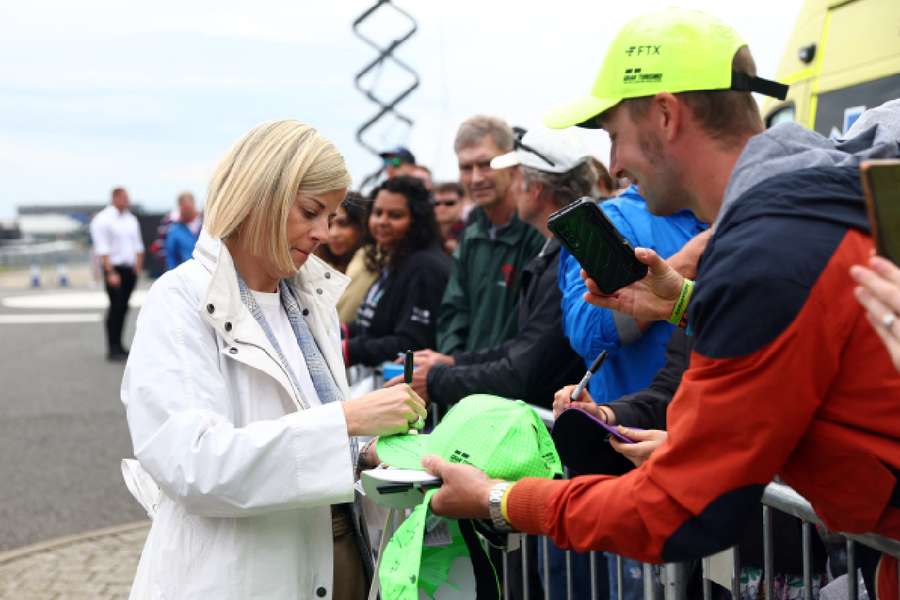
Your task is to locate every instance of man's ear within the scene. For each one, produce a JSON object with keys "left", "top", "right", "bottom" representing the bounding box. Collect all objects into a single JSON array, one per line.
[{"left": 653, "top": 92, "right": 683, "bottom": 143}]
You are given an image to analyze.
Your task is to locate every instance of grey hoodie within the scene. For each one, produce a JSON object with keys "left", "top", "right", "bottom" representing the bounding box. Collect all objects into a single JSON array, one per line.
[{"left": 716, "top": 99, "right": 900, "bottom": 228}]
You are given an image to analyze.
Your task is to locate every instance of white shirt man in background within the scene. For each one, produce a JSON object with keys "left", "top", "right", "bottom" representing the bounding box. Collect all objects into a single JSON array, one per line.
[{"left": 89, "top": 187, "right": 144, "bottom": 361}]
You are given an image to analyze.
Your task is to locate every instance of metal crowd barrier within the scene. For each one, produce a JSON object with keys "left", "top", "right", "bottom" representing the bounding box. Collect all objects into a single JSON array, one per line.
[{"left": 355, "top": 367, "right": 900, "bottom": 599}]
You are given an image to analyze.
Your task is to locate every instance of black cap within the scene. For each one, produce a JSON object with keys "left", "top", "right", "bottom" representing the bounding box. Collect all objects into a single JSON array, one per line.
[
  {"left": 551, "top": 408, "right": 635, "bottom": 476},
  {"left": 378, "top": 146, "right": 416, "bottom": 165}
]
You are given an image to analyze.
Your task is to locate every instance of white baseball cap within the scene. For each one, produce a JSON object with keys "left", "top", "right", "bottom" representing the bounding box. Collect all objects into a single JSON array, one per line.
[{"left": 491, "top": 127, "right": 592, "bottom": 174}]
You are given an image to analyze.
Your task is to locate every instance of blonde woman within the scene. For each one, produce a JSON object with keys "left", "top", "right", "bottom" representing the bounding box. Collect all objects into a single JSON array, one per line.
[{"left": 121, "top": 120, "right": 426, "bottom": 599}]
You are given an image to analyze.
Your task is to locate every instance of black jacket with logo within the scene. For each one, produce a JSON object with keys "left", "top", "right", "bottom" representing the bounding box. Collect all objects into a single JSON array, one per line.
[
  {"left": 427, "top": 238, "right": 583, "bottom": 409},
  {"left": 346, "top": 245, "right": 451, "bottom": 367}
]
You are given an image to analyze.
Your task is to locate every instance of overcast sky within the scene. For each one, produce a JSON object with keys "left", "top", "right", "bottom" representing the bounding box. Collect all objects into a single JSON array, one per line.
[{"left": 0, "top": 0, "right": 804, "bottom": 217}]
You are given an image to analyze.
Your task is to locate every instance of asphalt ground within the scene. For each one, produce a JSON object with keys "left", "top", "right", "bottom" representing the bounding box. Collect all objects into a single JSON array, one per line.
[{"left": 0, "top": 273, "right": 147, "bottom": 552}]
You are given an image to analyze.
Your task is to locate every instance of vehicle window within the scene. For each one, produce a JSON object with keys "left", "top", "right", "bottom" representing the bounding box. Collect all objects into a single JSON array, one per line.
[
  {"left": 814, "top": 74, "right": 900, "bottom": 137},
  {"left": 766, "top": 104, "right": 796, "bottom": 129}
]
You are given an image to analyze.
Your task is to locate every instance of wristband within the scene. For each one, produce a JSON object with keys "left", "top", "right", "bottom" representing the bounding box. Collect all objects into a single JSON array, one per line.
[
  {"left": 668, "top": 278, "right": 694, "bottom": 326},
  {"left": 500, "top": 483, "right": 514, "bottom": 523}
]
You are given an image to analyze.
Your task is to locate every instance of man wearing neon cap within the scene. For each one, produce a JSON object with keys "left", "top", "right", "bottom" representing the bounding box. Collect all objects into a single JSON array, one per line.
[{"left": 422, "top": 8, "right": 900, "bottom": 598}]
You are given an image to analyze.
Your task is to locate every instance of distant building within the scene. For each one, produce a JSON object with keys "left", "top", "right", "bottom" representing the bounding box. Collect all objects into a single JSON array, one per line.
[
  {"left": 14, "top": 203, "right": 165, "bottom": 274},
  {"left": 0, "top": 219, "right": 21, "bottom": 243},
  {"left": 17, "top": 214, "right": 85, "bottom": 239},
  {"left": 18, "top": 202, "right": 139, "bottom": 225}
]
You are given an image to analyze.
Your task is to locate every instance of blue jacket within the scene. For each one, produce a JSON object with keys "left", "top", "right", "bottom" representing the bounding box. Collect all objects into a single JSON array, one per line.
[
  {"left": 558, "top": 186, "right": 705, "bottom": 403},
  {"left": 165, "top": 222, "right": 200, "bottom": 270}
]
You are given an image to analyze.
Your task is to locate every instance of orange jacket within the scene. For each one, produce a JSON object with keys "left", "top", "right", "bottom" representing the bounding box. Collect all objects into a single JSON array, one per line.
[{"left": 508, "top": 166, "right": 900, "bottom": 597}]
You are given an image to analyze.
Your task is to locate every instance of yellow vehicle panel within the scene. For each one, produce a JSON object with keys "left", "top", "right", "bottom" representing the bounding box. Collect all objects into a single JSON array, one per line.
[{"left": 762, "top": 0, "right": 900, "bottom": 135}]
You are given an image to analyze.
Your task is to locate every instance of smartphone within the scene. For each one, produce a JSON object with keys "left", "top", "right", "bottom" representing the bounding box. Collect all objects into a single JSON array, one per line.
[
  {"left": 595, "top": 417, "right": 636, "bottom": 444},
  {"left": 547, "top": 197, "right": 648, "bottom": 294},
  {"left": 861, "top": 159, "right": 900, "bottom": 264}
]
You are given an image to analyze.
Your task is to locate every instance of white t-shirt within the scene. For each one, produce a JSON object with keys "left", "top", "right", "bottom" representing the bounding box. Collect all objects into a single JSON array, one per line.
[
  {"left": 89, "top": 205, "right": 145, "bottom": 267},
  {"left": 251, "top": 289, "right": 321, "bottom": 408}
]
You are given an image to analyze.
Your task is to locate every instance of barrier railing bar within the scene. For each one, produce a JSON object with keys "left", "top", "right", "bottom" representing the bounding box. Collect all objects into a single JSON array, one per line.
[
  {"left": 589, "top": 551, "right": 599, "bottom": 600},
  {"left": 763, "top": 505, "right": 775, "bottom": 598},
  {"left": 802, "top": 521, "right": 812, "bottom": 600},
  {"left": 565, "top": 550, "right": 574, "bottom": 600},
  {"left": 730, "top": 545, "right": 741, "bottom": 599},
  {"left": 502, "top": 549, "right": 510, "bottom": 600},
  {"left": 666, "top": 562, "right": 690, "bottom": 600},
  {"left": 663, "top": 563, "right": 674, "bottom": 600},
  {"left": 847, "top": 538, "right": 858, "bottom": 600},
  {"left": 702, "top": 573, "right": 711, "bottom": 600},
  {"left": 617, "top": 555, "right": 624, "bottom": 600},
  {"left": 762, "top": 504, "right": 774, "bottom": 600},
  {"left": 642, "top": 564, "right": 659, "bottom": 600},
  {"left": 531, "top": 405, "right": 555, "bottom": 428},
  {"left": 522, "top": 535, "right": 530, "bottom": 600},
  {"left": 762, "top": 482, "right": 900, "bottom": 558},
  {"left": 542, "top": 536, "right": 551, "bottom": 600}
]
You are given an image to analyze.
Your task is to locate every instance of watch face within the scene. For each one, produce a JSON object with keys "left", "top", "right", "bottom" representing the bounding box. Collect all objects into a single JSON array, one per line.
[{"left": 488, "top": 483, "right": 513, "bottom": 532}]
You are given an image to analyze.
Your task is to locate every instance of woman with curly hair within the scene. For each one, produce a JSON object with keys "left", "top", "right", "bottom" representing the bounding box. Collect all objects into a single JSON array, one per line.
[{"left": 344, "top": 176, "right": 451, "bottom": 366}]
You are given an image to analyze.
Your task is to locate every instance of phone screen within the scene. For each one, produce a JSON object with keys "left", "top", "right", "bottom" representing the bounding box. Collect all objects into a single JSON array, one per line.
[
  {"left": 547, "top": 198, "right": 647, "bottom": 294},
  {"left": 863, "top": 161, "right": 900, "bottom": 264}
]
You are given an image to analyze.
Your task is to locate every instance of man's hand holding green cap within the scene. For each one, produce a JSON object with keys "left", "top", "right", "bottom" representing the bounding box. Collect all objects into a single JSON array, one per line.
[
  {"left": 375, "top": 395, "right": 562, "bottom": 599},
  {"left": 544, "top": 7, "right": 788, "bottom": 130},
  {"left": 377, "top": 394, "right": 562, "bottom": 480}
]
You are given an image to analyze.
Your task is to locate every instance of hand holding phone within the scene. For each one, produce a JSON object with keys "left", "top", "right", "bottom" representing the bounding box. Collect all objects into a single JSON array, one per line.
[
  {"left": 579, "top": 248, "right": 686, "bottom": 324},
  {"left": 861, "top": 159, "right": 900, "bottom": 264},
  {"left": 609, "top": 428, "right": 668, "bottom": 468}
]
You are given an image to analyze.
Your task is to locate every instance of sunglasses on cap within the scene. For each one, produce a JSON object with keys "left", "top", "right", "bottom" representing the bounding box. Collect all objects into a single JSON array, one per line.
[
  {"left": 383, "top": 157, "right": 406, "bottom": 168},
  {"left": 512, "top": 127, "right": 556, "bottom": 168}
]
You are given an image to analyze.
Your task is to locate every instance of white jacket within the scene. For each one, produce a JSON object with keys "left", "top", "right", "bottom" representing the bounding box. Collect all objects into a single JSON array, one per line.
[{"left": 122, "top": 231, "right": 358, "bottom": 599}]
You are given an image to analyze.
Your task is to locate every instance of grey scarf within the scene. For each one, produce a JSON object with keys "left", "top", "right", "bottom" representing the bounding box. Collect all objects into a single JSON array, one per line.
[{"left": 236, "top": 275, "right": 356, "bottom": 459}]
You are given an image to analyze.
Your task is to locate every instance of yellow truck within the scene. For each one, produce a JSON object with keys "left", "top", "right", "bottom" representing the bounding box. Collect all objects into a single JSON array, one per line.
[{"left": 762, "top": 0, "right": 900, "bottom": 136}]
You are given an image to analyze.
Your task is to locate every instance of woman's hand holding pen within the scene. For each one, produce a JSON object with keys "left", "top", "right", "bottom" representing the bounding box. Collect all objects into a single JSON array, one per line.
[
  {"left": 384, "top": 349, "right": 437, "bottom": 404},
  {"left": 393, "top": 349, "right": 455, "bottom": 368},
  {"left": 343, "top": 385, "right": 427, "bottom": 437}
]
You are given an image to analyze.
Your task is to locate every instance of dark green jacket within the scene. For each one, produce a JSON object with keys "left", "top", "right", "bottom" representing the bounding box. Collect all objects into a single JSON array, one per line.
[{"left": 436, "top": 208, "right": 544, "bottom": 354}]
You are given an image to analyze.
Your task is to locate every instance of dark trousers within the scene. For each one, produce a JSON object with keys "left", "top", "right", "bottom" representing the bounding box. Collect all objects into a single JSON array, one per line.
[{"left": 105, "top": 265, "right": 136, "bottom": 354}]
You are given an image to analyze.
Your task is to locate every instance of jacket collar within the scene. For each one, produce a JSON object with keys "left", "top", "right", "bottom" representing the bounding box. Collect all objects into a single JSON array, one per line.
[
  {"left": 467, "top": 207, "right": 534, "bottom": 245},
  {"left": 192, "top": 229, "right": 350, "bottom": 326}
]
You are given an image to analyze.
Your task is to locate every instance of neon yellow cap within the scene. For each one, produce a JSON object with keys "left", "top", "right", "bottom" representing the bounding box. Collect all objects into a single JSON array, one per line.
[{"left": 544, "top": 8, "right": 787, "bottom": 129}]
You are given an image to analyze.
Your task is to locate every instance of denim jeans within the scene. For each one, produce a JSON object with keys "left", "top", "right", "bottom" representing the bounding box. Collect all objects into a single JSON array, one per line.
[{"left": 606, "top": 553, "right": 644, "bottom": 600}]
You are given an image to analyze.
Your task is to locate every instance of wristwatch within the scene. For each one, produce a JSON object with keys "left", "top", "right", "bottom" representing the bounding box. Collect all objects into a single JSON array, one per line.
[{"left": 487, "top": 481, "right": 514, "bottom": 532}]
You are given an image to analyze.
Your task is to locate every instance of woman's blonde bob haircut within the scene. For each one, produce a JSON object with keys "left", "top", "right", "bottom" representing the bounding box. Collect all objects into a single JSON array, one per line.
[{"left": 205, "top": 120, "right": 352, "bottom": 273}]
